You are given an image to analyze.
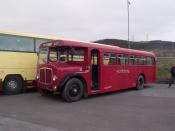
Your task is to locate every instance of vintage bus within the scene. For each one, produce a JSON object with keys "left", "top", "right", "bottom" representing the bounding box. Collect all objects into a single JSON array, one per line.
[
  {"left": 37, "top": 40, "right": 156, "bottom": 102},
  {"left": 0, "top": 30, "right": 57, "bottom": 95}
]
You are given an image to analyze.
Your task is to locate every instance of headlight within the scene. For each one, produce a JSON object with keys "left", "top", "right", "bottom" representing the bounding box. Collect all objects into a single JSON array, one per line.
[
  {"left": 52, "top": 75, "right": 57, "bottom": 81},
  {"left": 36, "top": 74, "right": 40, "bottom": 80}
]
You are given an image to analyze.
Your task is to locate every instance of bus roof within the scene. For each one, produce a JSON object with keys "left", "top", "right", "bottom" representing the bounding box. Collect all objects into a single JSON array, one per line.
[
  {"left": 0, "top": 30, "right": 58, "bottom": 40},
  {"left": 42, "top": 39, "right": 156, "bottom": 57}
]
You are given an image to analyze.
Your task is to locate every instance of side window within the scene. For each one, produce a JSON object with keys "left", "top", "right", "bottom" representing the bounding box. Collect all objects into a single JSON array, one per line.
[
  {"left": 129, "top": 56, "right": 135, "bottom": 65},
  {"left": 136, "top": 56, "right": 146, "bottom": 65},
  {"left": 38, "top": 48, "right": 48, "bottom": 64},
  {"left": 103, "top": 53, "right": 129, "bottom": 66},
  {"left": 109, "top": 53, "right": 117, "bottom": 65},
  {"left": 59, "top": 48, "right": 68, "bottom": 63},
  {"left": 118, "top": 55, "right": 123, "bottom": 65},
  {"left": 134, "top": 56, "right": 147, "bottom": 65},
  {"left": 103, "top": 53, "right": 110, "bottom": 65},
  {"left": 124, "top": 55, "right": 129, "bottom": 65},
  {"left": 0, "top": 34, "right": 34, "bottom": 52},
  {"left": 135, "top": 56, "right": 139, "bottom": 65},
  {"left": 68, "top": 48, "right": 85, "bottom": 62},
  {"left": 140, "top": 56, "right": 146, "bottom": 65},
  {"left": 147, "top": 57, "right": 154, "bottom": 65},
  {"left": 118, "top": 55, "right": 128, "bottom": 65},
  {"left": 103, "top": 53, "right": 117, "bottom": 65},
  {"left": 49, "top": 48, "right": 58, "bottom": 62}
]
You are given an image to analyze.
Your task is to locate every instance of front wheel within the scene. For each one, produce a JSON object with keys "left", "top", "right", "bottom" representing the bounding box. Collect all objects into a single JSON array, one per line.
[
  {"left": 62, "top": 78, "right": 84, "bottom": 102},
  {"left": 136, "top": 75, "right": 144, "bottom": 90}
]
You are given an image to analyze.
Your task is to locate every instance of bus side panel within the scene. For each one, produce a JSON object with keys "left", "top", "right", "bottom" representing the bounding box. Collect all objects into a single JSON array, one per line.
[
  {"left": 127, "top": 65, "right": 137, "bottom": 88},
  {"left": 0, "top": 51, "right": 37, "bottom": 84},
  {"left": 101, "top": 65, "right": 117, "bottom": 91},
  {"left": 101, "top": 65, "right": 131, "bottom": 92},
  {"left": 145, "top": 66, "right": 156, "bottom": 83}
]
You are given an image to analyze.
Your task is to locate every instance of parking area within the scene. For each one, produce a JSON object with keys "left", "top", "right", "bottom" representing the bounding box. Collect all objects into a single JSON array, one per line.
[{"left": 0, "top": 84, "right": 175, "bottom": 131}]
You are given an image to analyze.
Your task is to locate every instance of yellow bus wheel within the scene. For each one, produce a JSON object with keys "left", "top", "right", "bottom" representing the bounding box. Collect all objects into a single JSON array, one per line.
[{"left": 3, "top": 76, "right": 23, "bottom": 95}]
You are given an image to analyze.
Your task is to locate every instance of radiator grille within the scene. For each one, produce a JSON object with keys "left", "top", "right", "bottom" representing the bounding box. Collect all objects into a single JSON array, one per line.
[{"left": 39, "top": 68, "right": 53, "bottom": 84}]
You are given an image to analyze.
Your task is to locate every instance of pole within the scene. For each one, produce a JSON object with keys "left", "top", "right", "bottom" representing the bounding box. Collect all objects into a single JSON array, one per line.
[{"left": 127, "top": 0, "right": 130, "bottom": 48}]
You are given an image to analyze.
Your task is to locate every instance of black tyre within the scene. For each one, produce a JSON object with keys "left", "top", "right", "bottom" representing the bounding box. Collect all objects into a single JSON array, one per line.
[
  {"left": 136, "top": 75, "right": 144, "bottom": 90},
  {"left": 62, "top": 78, "right": 84, "bottom": 102},
  {"left": 3, "top": 76, "right": 23, "bottom": 95}
]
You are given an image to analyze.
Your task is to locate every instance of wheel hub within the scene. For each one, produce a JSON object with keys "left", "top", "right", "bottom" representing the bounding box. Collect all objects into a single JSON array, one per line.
[
  {"left": 69, "top": 85, "right": 80, "bottom": 97},
  {"left": 73, "top": 88, "right": 78, "bottom": 93},
  {"left": 8, "top": 80, "right": 17, "bottom": 89}
]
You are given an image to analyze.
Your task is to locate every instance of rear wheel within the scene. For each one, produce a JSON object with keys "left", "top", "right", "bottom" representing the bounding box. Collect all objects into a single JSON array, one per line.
[
  {"left": 62, "top": 78, "right": 84, "bottom": 102},
  {"left": 136, "top": 75, "right": 144, "bottom": 90},
  {"left": 3, "top": 76, "right": 23, "bottom": 95}
]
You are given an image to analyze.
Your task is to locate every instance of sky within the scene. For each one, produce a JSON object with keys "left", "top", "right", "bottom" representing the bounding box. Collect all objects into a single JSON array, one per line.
[{"left": 0, "top": 0, "right": 175, "bottom": 42}]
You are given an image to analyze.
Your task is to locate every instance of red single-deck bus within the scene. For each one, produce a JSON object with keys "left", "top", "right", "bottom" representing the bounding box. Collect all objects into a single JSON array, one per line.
[{"left": 37, "top": 40, "right": 156, "bottom": 102}]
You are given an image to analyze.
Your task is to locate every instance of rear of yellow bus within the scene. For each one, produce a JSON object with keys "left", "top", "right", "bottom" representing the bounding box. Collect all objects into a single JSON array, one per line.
[
  {"left": 0, "top": 32, "right": 48, "bottom": 94},
  {"left": 0, "top": 51, "right": 38, "bottom": 94}
]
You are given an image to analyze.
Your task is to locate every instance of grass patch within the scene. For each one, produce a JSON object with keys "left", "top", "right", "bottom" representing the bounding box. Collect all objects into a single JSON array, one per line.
[{"left": 156, "top": 57, "right": 175, "bottom": 81}]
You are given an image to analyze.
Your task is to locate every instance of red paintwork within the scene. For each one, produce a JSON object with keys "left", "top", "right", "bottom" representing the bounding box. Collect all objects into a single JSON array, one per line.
[{"left": 37, "top": 40, "right": 156, "bottom": 96}]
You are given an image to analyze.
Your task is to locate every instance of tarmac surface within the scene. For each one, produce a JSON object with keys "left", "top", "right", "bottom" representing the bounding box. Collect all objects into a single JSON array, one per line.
[{"left": 0, "top": 84, "right": 175, "bottom": 131}]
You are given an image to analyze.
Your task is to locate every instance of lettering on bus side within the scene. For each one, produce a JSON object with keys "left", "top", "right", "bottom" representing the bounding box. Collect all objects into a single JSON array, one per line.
[{"left": 116, "top": 70, "right": 130, "bottom": 74}]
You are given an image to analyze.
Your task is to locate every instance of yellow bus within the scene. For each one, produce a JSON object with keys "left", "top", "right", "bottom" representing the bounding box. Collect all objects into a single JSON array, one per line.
[{"left": 0, "top": 30, "right": 57, "bottom": 95}]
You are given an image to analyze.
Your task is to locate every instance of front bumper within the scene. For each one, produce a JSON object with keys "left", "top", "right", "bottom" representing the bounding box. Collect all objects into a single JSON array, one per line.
[{"left": 37, "top": 81, "right": 58, "bottom": 92}]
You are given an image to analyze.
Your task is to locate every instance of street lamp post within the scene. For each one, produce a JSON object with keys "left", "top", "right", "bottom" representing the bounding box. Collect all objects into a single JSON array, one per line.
[{"left": 127, "top": 0, "right": 131, "bottom": 48}]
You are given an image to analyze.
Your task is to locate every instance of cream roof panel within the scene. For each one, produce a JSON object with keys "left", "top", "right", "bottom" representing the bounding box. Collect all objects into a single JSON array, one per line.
[{"left": 0, "top": 30, "right": 58, "bottom": 40}]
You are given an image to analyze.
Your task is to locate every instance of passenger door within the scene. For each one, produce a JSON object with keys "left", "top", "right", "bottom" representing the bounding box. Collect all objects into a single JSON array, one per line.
[{"left": 91, "top": 49, "right": 100, "bottom": 91}]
